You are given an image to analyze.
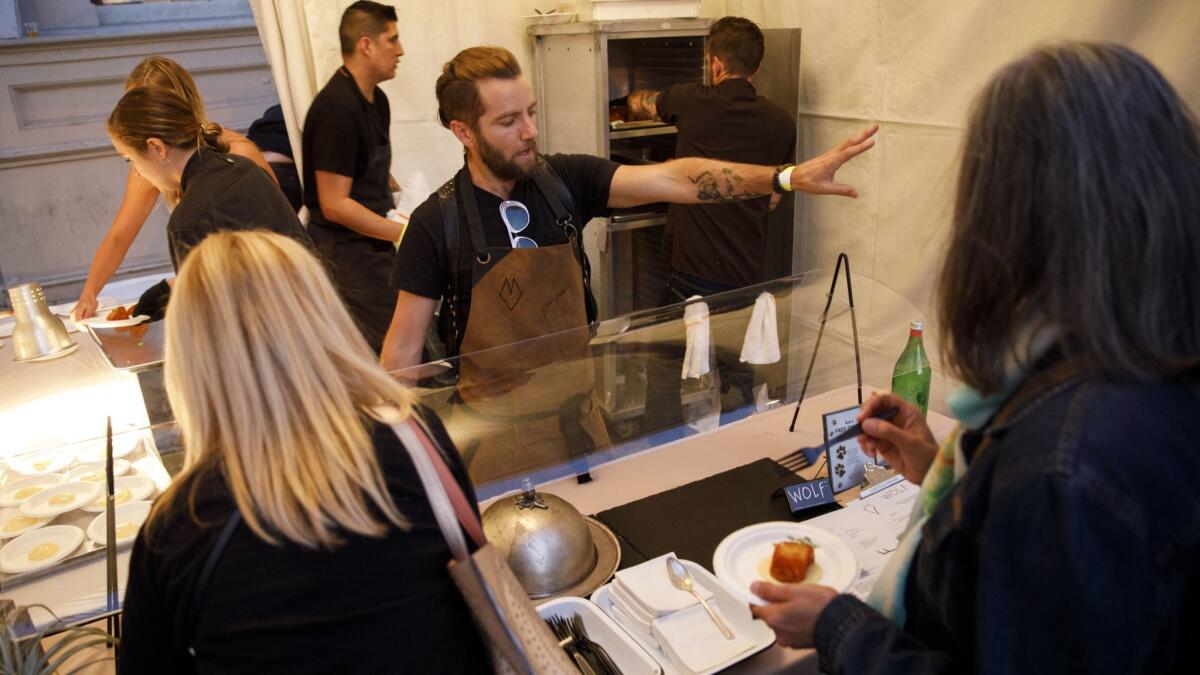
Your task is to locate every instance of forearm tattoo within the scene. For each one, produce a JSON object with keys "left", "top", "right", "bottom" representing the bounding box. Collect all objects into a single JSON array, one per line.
[{"left": 689, "top": 168, "right": 762, "bottom": 202}]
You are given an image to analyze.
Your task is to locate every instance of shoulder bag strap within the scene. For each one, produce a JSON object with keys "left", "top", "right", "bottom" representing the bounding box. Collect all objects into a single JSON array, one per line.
[
  {"left": 386, "top": 413, "right": 485, "bottom": 559},
  {"left": 186, "top": 510, "right": 242, "bottom": 658}
]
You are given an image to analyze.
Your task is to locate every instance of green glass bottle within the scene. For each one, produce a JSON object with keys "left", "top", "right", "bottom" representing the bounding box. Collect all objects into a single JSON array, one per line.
[{"left": 892, "top": 321, "right": 932, "bottom": 417}]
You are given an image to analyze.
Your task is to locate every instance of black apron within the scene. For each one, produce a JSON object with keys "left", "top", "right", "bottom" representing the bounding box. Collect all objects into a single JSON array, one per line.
[{"left": 308, "top": 69, "right": 396, "bottom": 352}]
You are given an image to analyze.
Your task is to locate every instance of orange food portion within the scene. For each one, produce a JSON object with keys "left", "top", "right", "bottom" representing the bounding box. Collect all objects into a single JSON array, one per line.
[
  {"left": 770, "top": 541, "right": 815, "bottom": 583},
  {"left": 106, "top": 305, "right": 132, "bottom": 321}
]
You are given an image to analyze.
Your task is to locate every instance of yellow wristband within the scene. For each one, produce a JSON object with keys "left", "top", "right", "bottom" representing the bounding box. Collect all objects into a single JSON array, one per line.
[{"left": 778, "top": 165, "right": 795, "bottom": 192}]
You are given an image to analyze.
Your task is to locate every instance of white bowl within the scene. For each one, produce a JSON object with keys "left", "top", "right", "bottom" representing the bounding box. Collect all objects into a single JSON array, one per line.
[
  {"left": 0, "top": 506, "right": 52, "bottom": 540},
  {"left": 0, "top": 474, "right": 66, "bottom": 507},
  {"left": 74, "top": 432, "right": 143, "bottom": 465},
  {"left": 87, "top": 500, "right": 152, "bottom": 546},
  {"left": 0, "top": 525, "right": 84, "bottom": 574},
  {"left": 79, "top": 476, "right": 155, "bottom": 513},
  {"left": 19, "top": 482, "right": 101, "bottom": 518},
  {"left": 66, "top": 460, "right": 131, "bottom": 484},
  {"left": 8, "top": 451, "right": 73, "bottom": 476}
]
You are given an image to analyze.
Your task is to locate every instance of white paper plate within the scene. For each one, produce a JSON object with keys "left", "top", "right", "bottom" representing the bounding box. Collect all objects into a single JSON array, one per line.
[
  {"left": 74, "top": 433, "right": 143, "bottom": 465},
  {"left": 537, "top": 595, "right": 662, "bottom": 675},
  {"left": 74, "top": 301, "right": 147, "bottom": 329},
  {"left": 19, "top": 481, "right": 101, "bottom": 518},
  {"left": 0, "top": 507, "right": 51, "bottom": 540},
  {"left": 0, "top": 525, "right": 84, "bottom": 574},
  {"left": 712, "top": 522, "right": 859, "bottom": 606},
  {"left": 0, "top": 473, "right": 66, "bottom": 507},
  {"left": 8, "top": 451, "right": 74, "bottom": 476},
  {"left": 66, "top": 460, "right": 131, "bottom": 484},
  {"left": 80, "top": 476, "right": 155, "bottom": 513},
  {"left": 87, "top": 500, "right": 152, "bottom": 546},
  {"left": 591, "top": 560, "right": 774, "bottom": 675}
]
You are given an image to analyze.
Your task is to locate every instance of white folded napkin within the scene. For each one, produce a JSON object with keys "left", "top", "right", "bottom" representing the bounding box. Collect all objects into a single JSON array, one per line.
[
  {"left": 739, "top": 292, "right": 781, "bottom": 364},
  {"left": 681, "top": 297, "right": 711, "bottom": 379},
  {"left": 608, "top": 585, "right": 656, "bottom": 642},
  {"left": 613, "top": 553, "right": 714, "bottom": 617},
  {"left": 652, "top": 603, "right": 755, "bottom": 674},
  {"left": 611, "top": 579, "right": 657, "bottom": 626}
]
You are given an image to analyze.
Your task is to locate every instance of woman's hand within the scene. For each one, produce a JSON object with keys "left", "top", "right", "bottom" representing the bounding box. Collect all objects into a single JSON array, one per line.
[
  {"left": 71, "top": 292, "right": 99, "bottom": 321},
  {"left": 857, "top": 392, "right": 939, "bottom": 484},
  {"left": 749, "top": 582, "right": 838, "bottom": 648}
]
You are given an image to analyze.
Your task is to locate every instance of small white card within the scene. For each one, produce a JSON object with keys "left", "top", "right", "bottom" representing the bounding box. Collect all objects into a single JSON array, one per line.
[{"left": 823, "top": 405, "right": 872, "bottom": 493}]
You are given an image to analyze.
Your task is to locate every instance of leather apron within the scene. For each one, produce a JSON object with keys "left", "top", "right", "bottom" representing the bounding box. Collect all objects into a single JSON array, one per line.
[
  {"left": 447, "top": 168, "right": 609, "bottom": 484},
  {"left": 308, "top": 68, "right": 396, "bottom": 352}
]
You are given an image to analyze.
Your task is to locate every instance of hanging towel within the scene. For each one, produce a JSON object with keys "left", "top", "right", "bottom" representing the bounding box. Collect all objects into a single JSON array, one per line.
[
  {"left": 739, "top": 292, "right": 781, "bottom": 364},
  {"left": 681, "top": 296, "right": 711, "bottom": 379}
]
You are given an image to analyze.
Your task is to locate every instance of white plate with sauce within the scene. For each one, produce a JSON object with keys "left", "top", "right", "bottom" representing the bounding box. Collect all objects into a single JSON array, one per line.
[
  {"left": 87, "top": 500, "right": 152, "bottom": 547},
  {"left": 0, "top": 507, "right": 52, "bottom": 540},
  {"left": 66, "top": 460, "right": 131, "bottom": 484},
  {"left": 712, "top": 522, "right": 858, "bottom": 606},
  {"left": 20, "top": 482, "right": 101, "bottom": 518},
  {"left": 8, "top": 451, "right": 74, "bottom": 476},
  {"left": 79, "top": 476, "right": 155, "bottom": 513},
  {"left": 74, "top": 432, "right": 143, "bottom": 465},
  {"left": 0, "top": 525, "right": 84, "bottom": 574},
  {"left": 0, "top": 474, "right": 66, "bottom": 507}
]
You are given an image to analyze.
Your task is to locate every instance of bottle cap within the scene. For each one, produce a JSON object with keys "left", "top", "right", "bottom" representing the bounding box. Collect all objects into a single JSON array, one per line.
[{"left": 911, "top": 320, "right": 924, "bottom": 331}]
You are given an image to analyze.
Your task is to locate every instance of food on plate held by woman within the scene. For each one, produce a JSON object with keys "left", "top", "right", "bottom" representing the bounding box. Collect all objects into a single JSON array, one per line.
[{"left": 770, "top": 539, "right": 816, "bottom": 583}]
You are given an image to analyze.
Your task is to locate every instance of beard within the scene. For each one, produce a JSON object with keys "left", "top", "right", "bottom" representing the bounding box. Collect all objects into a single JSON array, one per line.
[{"left": 476, "top": 132, "right": 536, "bottom": 181}]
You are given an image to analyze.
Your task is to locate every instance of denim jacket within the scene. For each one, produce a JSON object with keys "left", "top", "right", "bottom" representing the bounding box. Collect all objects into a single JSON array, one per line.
[{"left": 813, "top": 366, "right": 1200, "bottom": 674}]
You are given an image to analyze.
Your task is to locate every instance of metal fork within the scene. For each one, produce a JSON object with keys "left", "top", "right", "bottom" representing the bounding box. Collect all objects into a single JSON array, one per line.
[
  {"left": 546, "top": 615, "right": 599, "bottom": 675},
  {"left": 568, "top": 613, "right": 623, "bottom": 675}
]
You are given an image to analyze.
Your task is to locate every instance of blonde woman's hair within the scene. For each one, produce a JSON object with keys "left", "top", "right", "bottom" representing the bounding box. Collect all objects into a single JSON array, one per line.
[
  {"left": 127, "top": 56, "right": 206, "bottom": 117},
  {"left": 109, "top": 86, "right": 228, "bottom": 155},
  {"left": 157, "top": 230, "right": 419, "bottom": 549}
]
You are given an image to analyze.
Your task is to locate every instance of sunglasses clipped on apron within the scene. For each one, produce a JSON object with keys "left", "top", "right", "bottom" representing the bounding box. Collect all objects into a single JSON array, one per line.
[{"left": 436, "top": 162, "right": 609, "bottom": 485}]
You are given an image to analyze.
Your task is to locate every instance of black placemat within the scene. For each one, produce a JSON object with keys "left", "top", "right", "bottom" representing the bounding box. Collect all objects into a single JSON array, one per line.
[{"left": 593, "top": 458, "right": 840, "bottom": 573}]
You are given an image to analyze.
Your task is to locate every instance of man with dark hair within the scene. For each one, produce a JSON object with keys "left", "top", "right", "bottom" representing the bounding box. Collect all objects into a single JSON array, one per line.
[
  {"left": 302, "top": 0, "right": 404, "bottom": 352},
  {"left": 627, "top": 16, "right": 797, "bottom": 299}
]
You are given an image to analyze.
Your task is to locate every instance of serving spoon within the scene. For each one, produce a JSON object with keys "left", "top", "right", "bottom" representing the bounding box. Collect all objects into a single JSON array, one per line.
[{"left": 666, "top": 556, "right": 735, "bottom": 640}]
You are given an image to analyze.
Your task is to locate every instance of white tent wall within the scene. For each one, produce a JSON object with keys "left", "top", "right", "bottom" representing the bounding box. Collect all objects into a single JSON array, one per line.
[
  {"left": 702, "top": 0, "right": 1200, "bottom": 372},
  {"left": 257, "top": 0, "right": 1199, "bottom": 378},
  {"left": 291, "top": 0, "right": 549, "bottom": 203}
]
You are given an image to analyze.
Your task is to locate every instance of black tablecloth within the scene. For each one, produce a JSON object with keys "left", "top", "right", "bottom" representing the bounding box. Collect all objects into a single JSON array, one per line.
[{"left": 593, "top": 458, "right": 840, "bottom": 572}]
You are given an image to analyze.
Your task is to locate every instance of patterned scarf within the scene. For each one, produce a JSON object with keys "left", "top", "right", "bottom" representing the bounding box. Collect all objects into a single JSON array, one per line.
[{"left": 864, "top": 381, "right": 1021, "bottom": 623}]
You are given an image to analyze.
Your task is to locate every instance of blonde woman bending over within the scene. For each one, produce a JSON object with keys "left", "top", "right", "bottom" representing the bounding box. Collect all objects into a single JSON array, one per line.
[
  {"left": 119, "top": 231, "right": 489, "bottom": 675},
  {"left": 72, "top": 57, "right": 279, "bottom": 321}
]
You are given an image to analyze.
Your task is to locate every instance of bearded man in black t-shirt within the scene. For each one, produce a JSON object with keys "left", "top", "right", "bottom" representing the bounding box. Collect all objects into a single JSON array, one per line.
[{"left": 382, "top": 46, "right": 878, "bottom": 375}]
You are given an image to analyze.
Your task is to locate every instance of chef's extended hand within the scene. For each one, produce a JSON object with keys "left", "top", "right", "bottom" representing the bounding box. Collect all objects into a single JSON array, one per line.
[
  {"left": 133, "top": 279, "right": 171, "bottom": 323},
  {"left": 856, "top": 392, "right": 938, "bottom": 484},
  {"left": 789, "top": 124, "right": 879, "bottom": 197},
  {"left": 749, "top": 582, "right": 838, "bottom": 649}
]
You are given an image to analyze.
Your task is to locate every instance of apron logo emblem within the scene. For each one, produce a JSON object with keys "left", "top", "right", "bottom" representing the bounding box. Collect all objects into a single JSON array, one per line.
[{"left": 499, "top": 276, "right": 524, "bottom": 311}]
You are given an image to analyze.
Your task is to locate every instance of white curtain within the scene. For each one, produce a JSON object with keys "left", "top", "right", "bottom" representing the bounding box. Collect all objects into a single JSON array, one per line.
[{"left": 248, "top": 0, "right": 319, "bottom": 180}]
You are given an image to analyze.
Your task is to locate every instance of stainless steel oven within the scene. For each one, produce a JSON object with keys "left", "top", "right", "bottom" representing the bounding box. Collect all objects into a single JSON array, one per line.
[{"left": 529, "top": 19, "right": 802, "bottom": 424}]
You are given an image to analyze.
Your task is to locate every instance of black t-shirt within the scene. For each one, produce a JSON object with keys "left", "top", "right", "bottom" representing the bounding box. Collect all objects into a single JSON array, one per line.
[
  {"left": 168, "top": 150, "right": 312, "bottom": 269},
  {"left": 119, "top": 407, "right": 489, "bottom": 675},
  {"left": 391, "top": 154, "right": 618, "bottom": 350},
  {"left": 302, "top": 68, "right": 391, "bottom": 223},
  {"left": 658, "top": 79, "right": 796, "bottom": 286}
]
